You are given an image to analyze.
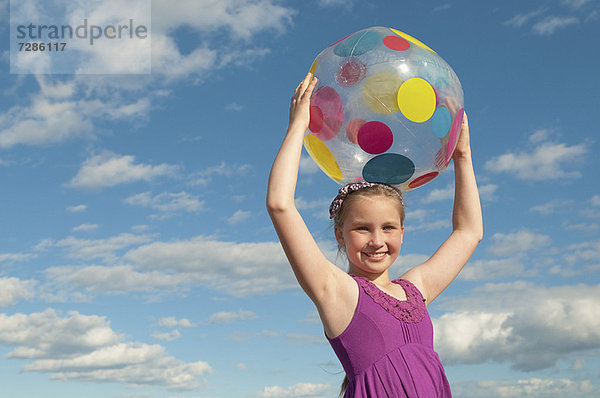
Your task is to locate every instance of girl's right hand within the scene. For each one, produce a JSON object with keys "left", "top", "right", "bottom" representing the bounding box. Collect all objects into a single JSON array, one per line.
[{"left": 288, "top": 73, "right": 318, "bottom": 131}]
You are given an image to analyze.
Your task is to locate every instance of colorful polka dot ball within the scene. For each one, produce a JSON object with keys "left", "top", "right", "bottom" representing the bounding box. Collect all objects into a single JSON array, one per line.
[{"left": 303, "top": 26, "right": 464, "bottom": 192}]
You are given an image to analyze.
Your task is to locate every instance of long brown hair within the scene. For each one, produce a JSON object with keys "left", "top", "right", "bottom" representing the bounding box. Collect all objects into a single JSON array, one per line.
[{"left": 333, "top": 184, "right": 404, "bottom": 396}]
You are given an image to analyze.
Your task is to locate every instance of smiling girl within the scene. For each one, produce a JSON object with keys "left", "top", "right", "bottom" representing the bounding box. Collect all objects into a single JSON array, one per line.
[{"left": 267, "top": 73, "right": 482, "bottom": 397}]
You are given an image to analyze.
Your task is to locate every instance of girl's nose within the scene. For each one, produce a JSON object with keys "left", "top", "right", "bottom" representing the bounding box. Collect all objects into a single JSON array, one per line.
[{"left": 369, "top": 231, "right": 385, "bottom": 247}]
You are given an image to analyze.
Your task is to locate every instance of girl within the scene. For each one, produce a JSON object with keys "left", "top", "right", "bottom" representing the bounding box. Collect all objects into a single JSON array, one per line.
[{"left": 267, "top": 73, "right": 482, "bottom": 397}]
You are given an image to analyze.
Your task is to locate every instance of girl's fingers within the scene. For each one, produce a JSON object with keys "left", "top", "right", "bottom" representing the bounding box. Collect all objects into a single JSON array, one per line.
[
  {"left": 304, "top": 76, "right": 318, "bottom": 98},
  {"left": 298, "top": 77, "right": 317, "bottom": 104},
  {"left": 294, "top": 74, "right": 308, "bottom": 97},
  {"left": 296, "top": 73, "right": 314, "bottom": 95}
]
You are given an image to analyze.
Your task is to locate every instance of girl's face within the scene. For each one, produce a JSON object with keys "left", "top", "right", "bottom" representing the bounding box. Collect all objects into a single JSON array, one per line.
[{"left": 334, "top": 195, "right": 405, "bottom": 278}]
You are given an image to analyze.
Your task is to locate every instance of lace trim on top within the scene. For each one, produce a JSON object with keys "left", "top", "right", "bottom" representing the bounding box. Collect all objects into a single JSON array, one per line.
[{"left": 353, "top": 276, "right": 426, "bottom": 323}]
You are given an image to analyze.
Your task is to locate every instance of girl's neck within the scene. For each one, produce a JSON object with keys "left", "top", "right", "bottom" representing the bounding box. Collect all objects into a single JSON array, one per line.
[{"left": 348, "top": 267, "right": 392, "bottom": 286}]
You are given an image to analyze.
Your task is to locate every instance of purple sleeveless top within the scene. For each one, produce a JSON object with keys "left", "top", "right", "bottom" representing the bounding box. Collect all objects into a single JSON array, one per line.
[{"left": 327, "top": 275, "right": 452, "bottom": 397}]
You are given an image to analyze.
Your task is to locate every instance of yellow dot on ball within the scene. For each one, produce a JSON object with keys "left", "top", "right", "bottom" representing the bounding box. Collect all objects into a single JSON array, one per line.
[
  {"left": 362, "top": 72, "right": 403, "bottom": 114},
  {"left": 390, "top": 28, "right": 436, "bottom": 53},
  {"left": 309, "top": 59, "right": 317, "bottom": 78},
  {"left": 304, "top": 134, "right": 342, "bottom": 181},
  {"left": 397, "top": 78, "right": 436, "bottom": 123}
]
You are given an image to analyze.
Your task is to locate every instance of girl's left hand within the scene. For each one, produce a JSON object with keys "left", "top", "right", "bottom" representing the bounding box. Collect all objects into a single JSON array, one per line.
[{"left": 452, "top": 111, "right": 471, "bottom": 160}]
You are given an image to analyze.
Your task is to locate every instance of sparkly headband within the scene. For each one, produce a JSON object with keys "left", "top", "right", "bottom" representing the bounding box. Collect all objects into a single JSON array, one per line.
[{"left": 329, "top": 181, "right": 403, "bottom": 219}]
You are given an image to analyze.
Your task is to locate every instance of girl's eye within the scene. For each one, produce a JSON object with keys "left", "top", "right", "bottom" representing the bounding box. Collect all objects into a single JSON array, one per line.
[
  {"left": 383, "top": 226, "right": 395, "bottom": 231},
  {"left": 356, "top": 226, "right": 368, "bottom": 231}
]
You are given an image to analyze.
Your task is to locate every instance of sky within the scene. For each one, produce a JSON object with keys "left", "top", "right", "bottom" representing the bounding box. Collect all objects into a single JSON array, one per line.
[{"left": 0, "top": 0, "right": 599, "bottom": 397}]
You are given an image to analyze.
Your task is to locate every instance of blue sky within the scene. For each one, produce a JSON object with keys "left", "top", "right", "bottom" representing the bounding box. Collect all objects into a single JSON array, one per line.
[{"left": 1, "top": 0, "right": 599, "bottom": 397}]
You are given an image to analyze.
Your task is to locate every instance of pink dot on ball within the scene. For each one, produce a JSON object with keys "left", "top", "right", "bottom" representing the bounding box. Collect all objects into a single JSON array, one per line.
[
  {"left": 358, "top": 121, "right": 393, "bottom": 155},
  {"left": 311, "top": 86, "right": 344, "bottom": 141},
  {"left": 383, "top": 35, "right": 410, "bottom": 51},
  {"left": 435, "top": 147, "right": 446, "bottom": 170},
  {"left": 409, "top": 172, "right": 439, "bottom": 189},
  {"left": 445, "top": 108, "right": 465, "bottom": 165},
  {"left": 309, "top": 106, "right": 323, "bottom": 133},
  {"left": 346, "top": 118, "right": 366, "bottom": 144},
  {"left": 336, "top": 59, "right": 367, "bottom": 87}
]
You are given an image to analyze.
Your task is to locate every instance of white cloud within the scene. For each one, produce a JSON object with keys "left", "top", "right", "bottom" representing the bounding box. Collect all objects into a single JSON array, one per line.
[
  {"left": 0, "top": 278, "right": 36, "bottom": 307},
  {"left": 0, "top": 309, "right": 211, "bottom": 390},
  {"left": 559, "top": 240, "right": 600, "bottom": 275},
  {"left": 460, "top": 258, "right": 528, "bottom": 281},
  {"left": 565, "top": 222, "right": 598, "bottom": 232},
  {"left": 124, "top": 191, "right": 204, "bottom": 216},
  {"left": 235, "top": 362, "right": 248, "bottom": 371},
  {"left": 433, "top": 4, "right": 451, "bottom": 12},
  {"left": 209, "top": 310, "right": 257, "bottom": 324},
  {"left": 478, "top": 183, "right": 498, "bottom": 202},
  {"left": 0, "top": 76, "right": 154, "bottom": 148},
  {"left": 504, "top": 8, "right": 547, "bottom": 28},
  {"left": 67, "top": 204, "right": 87, "bottom": 213},
  {"left": 529, "top": 129, "right": 552, "bottom": 144},
  {"left": 0, "top": 308, "right": 119, "bottom": 359},
  {"left": 405, "top": 219, "right": 449, "bottom": 232},
  {"left": 258, "top": 382, "right": 332, "bottom": 398},
  {"left": 124, "top": 236, "right": 298, "bottom": 296},
  {"left": 286, "top": 333, "right": 326, "bottom": 345},
  {"left": 421, "top": 184, "right": 454, "bottom": 203},
  {"left": 487, "top": 229, "right": 552, "bottom": 257},
  {"left": 225, "top": 102, "right": 244, "bottom": 111},
  {"left": 42, "top": 235, "right": 340, "bottom": 298},
  {"left": 299, "top": 155, "right": 321, "bottom": 175},
  {"left": 44, "top": 264, "right": 192, "bottom": 297},
  {"left": 157, "top": 317, "right": 193, "bottom": 328},
  {"left": 0, "top": 252, "right": 37, "bottom": 263},
  {"left": 55, "top": 233, "right": 153, "bottom": 262},
  {"left": 189, "top": 162, "right": 251, "bottom": 186},
  {"left": 562, "top": 0, "right": 595, "bottom": 9},
  {"left": 151, "top": 0, "right": 295, "bottom": 39},
  {"left": 408, "top": 183, "right": 494, "bottom": 206},
  {"left": 0, "top": 92, "right": 93, "bottom": 148},
  {"left": 1, "top": 0, "right": 296, "bottom": 150},
  {"left": 294, "top": 197, "right": 331, "bottom": 220},
  {"left": 316, "top": 0, "right": 346, "bottom": 7},
  {"left": 294, "top": 197, "right": 330, "bottom": 211},
  {"left": 151, "top": 330, "right": 182, "bottom": 341},
  {"left": 533, "top": 16, "right": 579, "bottom": 35},
  {"left": 72, "top": 224, "right": 99, "bottom": 233},
  {"left": 390, "top": 254, "right": 430, "bottom": 276},
  {"left": 151, "top": 37, "right": 218, "bottom": 79},
  {"left": 452, "top": 378, "right": 596, "bottom": 398},
  {"left": 485, "top": 140, "right": 586, "bottom": 180},
  {"left": 434, "top": 282, "right": 600, "bottom": 371},
  {"left": 530, "top": 199, "right": 563, "bottom": 215},
  {"left": 405, "top": 208, "right": 430, "bottom": 223},
  {"left": 69, "top": 152, "right": 177, "bottom": 190},
  {"left": 227, "top": 209, "right": 251, "bottom": 224}
]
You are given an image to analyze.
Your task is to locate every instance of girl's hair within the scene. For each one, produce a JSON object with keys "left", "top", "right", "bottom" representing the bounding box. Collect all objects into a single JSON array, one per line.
[
  {"left": 332, "top": 183, "right": 405, "bottom": 229},
  {"left": 332, "top": 183, "right": 405, "bottom": 396},
  {"left": 339, "top": 376, "right": 349, "bottom": 397}
]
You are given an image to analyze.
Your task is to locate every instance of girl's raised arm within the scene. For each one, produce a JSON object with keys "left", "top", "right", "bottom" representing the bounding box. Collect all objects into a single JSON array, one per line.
[
  {"left": 266, "top": 74, "right": 355, "bottom": 307},
  {"left": 403, "top": 112, "right": 483, "bottom": 303}
]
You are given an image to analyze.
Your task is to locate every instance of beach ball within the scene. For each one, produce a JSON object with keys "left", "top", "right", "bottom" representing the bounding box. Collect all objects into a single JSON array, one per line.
[{"left": 303, "top": 26, "right": 464, "bottom": 192}]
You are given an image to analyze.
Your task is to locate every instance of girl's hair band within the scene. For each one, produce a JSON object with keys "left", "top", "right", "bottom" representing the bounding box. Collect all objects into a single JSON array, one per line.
[{"left": 329, "top": 181, "right": 403, "bottom": 219}]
